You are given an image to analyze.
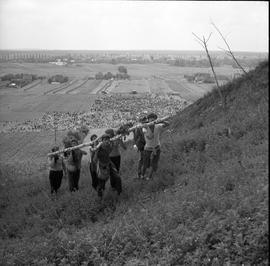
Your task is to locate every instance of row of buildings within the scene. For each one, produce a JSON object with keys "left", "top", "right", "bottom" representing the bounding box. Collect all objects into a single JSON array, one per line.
[{"left": 0, "top": 50, "right": 267, "bottom": 65}]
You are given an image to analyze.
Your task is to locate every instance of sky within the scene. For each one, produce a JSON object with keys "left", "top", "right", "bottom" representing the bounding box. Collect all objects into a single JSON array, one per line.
[{"left": 0, "top": 0, "right": 268, "bottom": 52}]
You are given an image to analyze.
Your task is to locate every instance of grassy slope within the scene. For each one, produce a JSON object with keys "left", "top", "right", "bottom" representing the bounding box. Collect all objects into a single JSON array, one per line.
[{"left": 0, "top": 62, "right": 268, "bottom": 265}]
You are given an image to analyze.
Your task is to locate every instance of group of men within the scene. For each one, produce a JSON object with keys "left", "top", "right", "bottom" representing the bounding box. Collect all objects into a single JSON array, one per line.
[{"left": 47, "top": 113, "right": 169, "bottom": 198}]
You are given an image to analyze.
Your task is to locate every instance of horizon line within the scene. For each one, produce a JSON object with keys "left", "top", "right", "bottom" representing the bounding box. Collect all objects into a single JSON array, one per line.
[{"left": 0, "top": 49, "right": 268, "bottom": 54}]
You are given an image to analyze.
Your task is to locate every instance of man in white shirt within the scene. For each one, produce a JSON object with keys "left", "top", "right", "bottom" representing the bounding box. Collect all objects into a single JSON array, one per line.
[{"left": 141, "top": 113, "right": 169, "bottom": 180}]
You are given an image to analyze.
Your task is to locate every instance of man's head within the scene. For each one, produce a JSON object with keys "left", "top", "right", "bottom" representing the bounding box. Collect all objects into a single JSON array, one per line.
[
  {"left": 90, "top": 134, "right": 98, "bottom": 141},
  {"left": 71, "top": 138, "right": 79, "bottom": 146},
  {"left": 67, "top": 130, "right": 81, "bottom": 142},
  {"left": 105, "top": 128, "right": 115, "bottom": 138},
  {"left": 147, "top": 113, "right": 158, "bottom": 122},
  {"left": 62, "top": 136, "right": 72, "bottom": 148},
  {"left": 101, "top": 133, "right": 110, "bottom": 142},
  {"left": 51, "top": 146, "right": 59, "bottom": 152},
  {"left": 80, "top": 125, "right": 89, "bottom": 135},
  {"left": 139, "top": 115, "right": 148, "bottom": 124}
]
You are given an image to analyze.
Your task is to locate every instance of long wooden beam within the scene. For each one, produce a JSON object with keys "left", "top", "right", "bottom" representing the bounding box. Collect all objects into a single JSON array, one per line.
[{"left": 47, "top": 115, "right": 171, "bottom": 156}]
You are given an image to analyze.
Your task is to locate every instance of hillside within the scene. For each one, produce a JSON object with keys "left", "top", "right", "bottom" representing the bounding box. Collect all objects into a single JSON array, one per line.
[{"left": 0, "top": 61, "right": 268, "bottom": 265}]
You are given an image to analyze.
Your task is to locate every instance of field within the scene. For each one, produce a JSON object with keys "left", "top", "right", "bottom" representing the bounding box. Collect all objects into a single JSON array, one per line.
[
  {"left": 108, "top": 79, "right": 150, "bottom": 94},
  {"left": 0, "top": 62, "right": 238, "bottom": 122}
]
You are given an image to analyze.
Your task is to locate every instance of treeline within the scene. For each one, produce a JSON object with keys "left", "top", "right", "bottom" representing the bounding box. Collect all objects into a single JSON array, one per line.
[
  {"left": 172, "top": 58, "right": 222, "bottom": 68},
  {"left": 95, "top": 65, "right": 130, "bottom": 80},
  {"left": 48, "top": 75, "right": 69, "bottom": 84},
  {"left": 184, "top": 73, "right": 230, "bottom": 83},
  {"left": 1, "top": 73, "right": 43, "bottom": 87},
  {"left": 95, "top": 72, "right": 130, "bottom": 80},
  {"left": 171, "top": 57, "right": 264, "bottom": 69}
]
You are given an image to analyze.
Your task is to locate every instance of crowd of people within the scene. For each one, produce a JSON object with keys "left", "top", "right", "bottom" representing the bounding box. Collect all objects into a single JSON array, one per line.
[
  {"left": 48, "top": 112, "right": 169, "bottom": 198},
  {"left": 0, "top": 94, "right": 188, "bottom": 133}
]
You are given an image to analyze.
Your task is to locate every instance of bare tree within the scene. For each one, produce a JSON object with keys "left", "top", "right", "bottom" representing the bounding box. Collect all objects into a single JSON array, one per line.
[
  {"left": 192, "top": 32, "right": 224, "bottom": 107},
  {"left": 211, "top": 21, "right": 256, "bottom": 87}
]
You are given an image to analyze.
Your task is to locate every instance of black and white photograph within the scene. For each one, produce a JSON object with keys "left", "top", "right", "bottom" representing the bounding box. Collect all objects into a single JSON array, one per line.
[{"left": 0, "top": 0, "right": 268, "bottom": 265}]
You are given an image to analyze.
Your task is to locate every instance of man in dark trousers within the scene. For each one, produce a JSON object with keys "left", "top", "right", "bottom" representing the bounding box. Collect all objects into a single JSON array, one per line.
[
  {"left": 105, "top": 128, "right": 127, "bottom": 173},
  {"left": 89, "top": 134, "right": 99, "bottom": 190},
  {"left": 64, "top": 138, "right": 87, "bottom": 192},
  {"left": 93, "top": 134, "right": 122, "bottom": 198},
  {"left": 133, "top": 115, "right": 147, "bottom": 179}
]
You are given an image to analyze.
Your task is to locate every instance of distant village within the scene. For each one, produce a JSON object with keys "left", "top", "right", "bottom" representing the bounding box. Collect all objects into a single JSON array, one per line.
[{"left": 0, "top": 50, "right": 267, "bottom": 68}]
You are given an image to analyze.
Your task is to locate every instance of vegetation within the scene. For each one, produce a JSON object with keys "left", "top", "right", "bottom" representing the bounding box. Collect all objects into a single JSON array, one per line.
[
  {"left": 118, "top": 66, "right": 128, "bottom": 74},
  {"left": 48, "top": 75, "right": 69, "bottom": 84},
  {"left": 1, "top": 73, "right": 41, "bottom": 88},
  {"left": 0, "top": 61, "right": 268, "bottom": 265},
  {"left": 171, "top": 57, "right": 264, "bottom": 69},
  {"left": 95, "top": 67, "right": 130, "bottom": 80}
]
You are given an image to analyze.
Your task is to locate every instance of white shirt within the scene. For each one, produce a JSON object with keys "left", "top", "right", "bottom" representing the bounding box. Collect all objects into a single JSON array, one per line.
[{"left": 142, "top": 124, "right": 163, "bottom": 150}]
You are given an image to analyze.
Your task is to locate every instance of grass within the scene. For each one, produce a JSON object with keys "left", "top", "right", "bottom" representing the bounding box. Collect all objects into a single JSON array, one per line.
[{"left": 0, "top": 61, "right": 268, "bottom": 265}]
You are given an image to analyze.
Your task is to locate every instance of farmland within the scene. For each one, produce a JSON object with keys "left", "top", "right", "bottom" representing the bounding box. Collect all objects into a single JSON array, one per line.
[
  {"left": 108, "top": 79, "right": 150, "bottom": 94},
  {"left": 0, "top": 62, "right": 238, "bottom": 123}
]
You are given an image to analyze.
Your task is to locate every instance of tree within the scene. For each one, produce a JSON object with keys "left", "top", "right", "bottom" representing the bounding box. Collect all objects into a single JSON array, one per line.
[
  {"left": 211, "top": 21, "right": 257, "bottom": 88},
  {"left": 104, "top": 72, "right": 113, "bottom": 80},
  {"left": 192, "top": 32, "right": 224, "bottom": 108},
  {"left": 118, "top": 66, "right": 127, "bottom": 74},
  {"left": 95, "top": 72, "right": 104, "bottom": 80}
]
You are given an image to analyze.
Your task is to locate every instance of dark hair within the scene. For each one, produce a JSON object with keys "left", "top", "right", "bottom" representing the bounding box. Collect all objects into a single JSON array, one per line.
[
  {"left": 139, "top": 115, "right": 148, "bottom": 123},
  {"left": 101, "top": 133, "right": 110, "bottom": 141},
  {"left": 90, "top": 134, "right": 98, "bottom": 141},
  {"left": 147, "top": 113, "right": 158, "bottom": 120},
  {"left": 116, "top": 122, "right": 133, "bottom": 135},
  {"left": 67, "top": 130, "right": 81, "bottom": 142},
  {"left": 105, "top": 129, "right": 115, "bottom": 137}
]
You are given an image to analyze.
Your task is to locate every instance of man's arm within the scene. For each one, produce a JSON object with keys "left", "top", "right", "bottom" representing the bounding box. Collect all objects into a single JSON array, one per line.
[
  {"left": 159, "top": 121, "right": 170, "bottom": 128},
  {"left": 157, "top": 122, "right": 170, "bottom": 132}
]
